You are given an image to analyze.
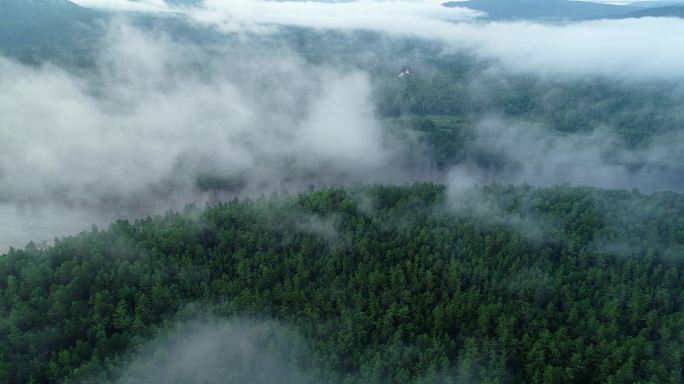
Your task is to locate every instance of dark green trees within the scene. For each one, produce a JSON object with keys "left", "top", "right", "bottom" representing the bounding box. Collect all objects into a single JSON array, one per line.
[{"left": 0, "top": 184, "right": 683, "bottom": 383}]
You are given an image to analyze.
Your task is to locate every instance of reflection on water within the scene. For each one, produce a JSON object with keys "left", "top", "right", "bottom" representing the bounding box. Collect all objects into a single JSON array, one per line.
[
  {"left": 0, "top": 203, "right": 121, "bottom": 253},
  {"left": 0, "top": 190, "right": 251, "bottom": 254},
  {"left": 0, "top": 196, "right": 197, "bottom": 254}
]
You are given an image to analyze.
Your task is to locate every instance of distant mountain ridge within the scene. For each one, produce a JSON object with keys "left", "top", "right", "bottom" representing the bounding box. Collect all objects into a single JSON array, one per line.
[
  {"left": 627, "top": 1, "right": 684, "bottom": 8},
  {"left": 443, "top": 0, "right": 634, "bottom": 20},
  {"left": 0, "top": 0, "right": 91, "bottom": 18},
  {"left": 443, "top": 0, "right": 684, "bottom": 20},
  {"left": 616, "top": 5, "right": 684, "bottom": 18},
  {"left": 0, "top": 0, "right": 101, "bottom": 57}
]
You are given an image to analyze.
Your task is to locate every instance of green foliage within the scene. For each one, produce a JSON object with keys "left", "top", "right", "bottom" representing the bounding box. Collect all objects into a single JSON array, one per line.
[
  {"left": 388, "top": 116, "right": 469, "bottom": 169},
  {"left": 374, "top": 59, "right": 684, "bottom": 148},
  {"left": 1, "top": 184, "right": 683, "bottom": 383}
]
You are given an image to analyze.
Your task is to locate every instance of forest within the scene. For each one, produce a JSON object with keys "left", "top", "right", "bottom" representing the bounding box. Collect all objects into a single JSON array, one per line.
[
  {"left": 3, "top": 1, "right": 684, "bottom": 383},
  {"left": 1, "top": 184, "right": 682, "bottom": 383}
]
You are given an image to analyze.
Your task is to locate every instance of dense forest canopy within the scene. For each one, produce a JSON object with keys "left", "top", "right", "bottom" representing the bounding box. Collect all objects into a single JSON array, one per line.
[
  {"left": 1, "top": 184, "right": 682, "bottom": 383},
  {"left": 2, "top": 1, "right": 684, "bottom": 383}
]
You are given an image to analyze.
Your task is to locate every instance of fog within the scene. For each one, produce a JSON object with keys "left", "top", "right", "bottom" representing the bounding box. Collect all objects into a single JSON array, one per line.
[
  {"left": 0, "top": 22, "right": 421, "bottom": 250},
  {"left": 3, "top": 3, "right": 684, "bottom": 384},
  {"left": 79, "top": 318, "right": 318, "bottom": 384},
  {"left": 209, "top": 3, "right": 684, "bottom": 80},
  {"left": 446, "top": 117, "right": 684, "bottom": 192},
  {"left": 79, "top": 316, "right": 505, "bottom": 383},
  {"left": 74, "top": 0, "right": 684, "bottom": 80},
  {"left": 1, "top": 23, "right": 427, "bottom": 203},
  {"left": 3, "top": 1, "right": 684, "bottom": 251},
  {"left": 70, "top": 0, "right": 174, "bottom": 12}
]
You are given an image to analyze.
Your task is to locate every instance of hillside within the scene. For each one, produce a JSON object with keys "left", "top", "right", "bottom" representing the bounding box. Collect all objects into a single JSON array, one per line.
[
  {"left": 627, "top": 1, "right": 684, "bottom": 8},
  {"left": 1, "top": 184, "right": 682, "bottom": 383},
  {"left": 1, "top": 3, "right": 684, "bottom": 384},
  {"left": 0, "top": 0, "right": 87, "bottom": 17},
  {"left": 616, "top": 5, "right": 684, "bottom": 18},
  {"left": 0, "top": 0, "right": 100, "bottom": 55},
  {"left": 442, "top": 0, "right": 633, "bottom": 20}
]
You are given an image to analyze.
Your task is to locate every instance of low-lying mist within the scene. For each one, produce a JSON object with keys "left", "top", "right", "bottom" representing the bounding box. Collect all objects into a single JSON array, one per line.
[
  {"left": 0, "top": 23, "right": 409, "bottom": 204},
  {"left": 447, "top": 117, "right": 684, "bottom": 192},
  {"left": 78, "top": 314, "right": 506, "bottom": 384},
  {"left": 3, "top": 3, "right": 684, "bottom": 251},
  {"left": 80, "top": 318, "right": 318, "bottom": 384},
  {"left": 0, "top": 22, "right": 424, "bottom": 250}
]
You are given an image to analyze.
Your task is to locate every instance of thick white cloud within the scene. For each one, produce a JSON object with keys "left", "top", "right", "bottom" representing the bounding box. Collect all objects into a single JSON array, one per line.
[
  {"left": 0, "top": 22, "right": 398, "bottom": 203},
  {"left": 69, "top": 1, "right": 684, "bottom": 79},
  {"left": 195, "top": 2, "right": 684, "bottom": 80},
  {"left": 0, "top": 22, "right": 420, "bottom": 250},
  {"left": 187, "top": 0, "right": 481, "bottom": 34},
  {"left": 70, "top": 0, "right": 173, "bottom": 12},
  {"left": 446, "top": 18, "right": 684, "bottom": 80}
]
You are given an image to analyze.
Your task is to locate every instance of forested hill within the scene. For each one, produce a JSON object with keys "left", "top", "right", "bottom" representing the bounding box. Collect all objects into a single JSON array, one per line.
[
  {"left": 0, "top": 0, "right": 101, "bottom": 59},
  {"left": 1, "top": 184, "right": 683, "bottom": 383},
  {"left": 615, "top": 6, "right": 684, "bottom": 18},
  {"left": 442, "top": 0, "right": 633, "bottom": 20}
]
